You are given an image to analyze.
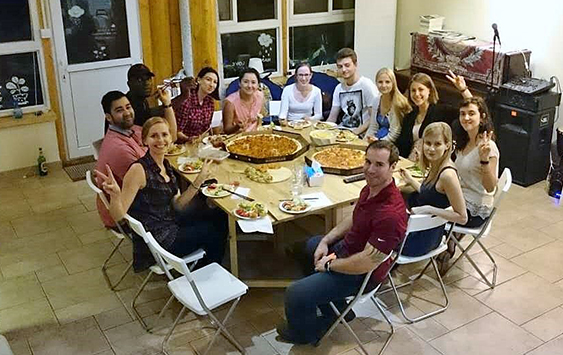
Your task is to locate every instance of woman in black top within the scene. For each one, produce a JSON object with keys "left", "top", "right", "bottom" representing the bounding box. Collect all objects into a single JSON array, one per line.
[
  {"left": 96, "top": 117, "right": 227, "bottom": 271},
  {"left": 399, "top": 122, "right": 467, "bottom": 256},
  {"left": 395, "top": 71, "right": 472, "bottom": 159}
]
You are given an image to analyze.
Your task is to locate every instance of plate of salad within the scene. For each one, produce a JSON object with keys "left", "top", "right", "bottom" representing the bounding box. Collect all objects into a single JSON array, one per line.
[
  {"left": 279, "top": 198, "right": 312, "bottom": 214},
  {"left": 233, "top": 201, "right": 268, "bottom": 219}
]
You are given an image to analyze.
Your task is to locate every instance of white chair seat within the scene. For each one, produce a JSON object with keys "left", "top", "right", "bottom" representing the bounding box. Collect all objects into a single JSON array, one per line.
[
  {"left": 450, "top": 222, "right": 492, "bottom": 236},
  {"left": 397, "top": 243, "right": 448, "bottom": 264},
  {"left": 168, "top": 263, "right": 248, "bottom": 316},
  {"left": 150, "top": 248, "right": 206, "bottom": 275},
  {"left": 110, "top": 229, "right": 126, "bottom": 240}
]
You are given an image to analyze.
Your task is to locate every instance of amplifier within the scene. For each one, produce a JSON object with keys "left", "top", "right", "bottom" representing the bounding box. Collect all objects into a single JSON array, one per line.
[{"left": 496, "top": 89, "right": 561, "bottom": 112}]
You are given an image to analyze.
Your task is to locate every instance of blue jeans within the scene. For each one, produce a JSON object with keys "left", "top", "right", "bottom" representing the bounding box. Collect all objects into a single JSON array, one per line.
[{"left": 283, "top": 236, "right": 365, "bottom": 344}]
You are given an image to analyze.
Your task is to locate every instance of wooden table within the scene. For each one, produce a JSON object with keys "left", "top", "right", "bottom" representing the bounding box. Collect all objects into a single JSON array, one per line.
[{"left": 169, "top": 126, "right": 415, "bottom": 287}]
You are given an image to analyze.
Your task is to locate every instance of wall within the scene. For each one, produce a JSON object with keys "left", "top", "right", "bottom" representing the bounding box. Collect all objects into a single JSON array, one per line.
[
  {"left": 0, "top": 122, "right": 59, "bottom": 172},
  {"left": 395, "top": 0, "right": 563, "bottom": 128},
  {"left": 354, "top": 0, "right": 397, "bottom": 80}
]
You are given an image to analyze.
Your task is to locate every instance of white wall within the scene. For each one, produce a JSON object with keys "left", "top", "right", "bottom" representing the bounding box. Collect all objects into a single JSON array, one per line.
[
  {"left": 354, "top": 0, "right": 397, "bottom": 80},
  {"left": 395, "top": 0, "right": 563, "bottom": 129},
  {"left": 0, "top": 122, "right": 60, "bottom": 172}
]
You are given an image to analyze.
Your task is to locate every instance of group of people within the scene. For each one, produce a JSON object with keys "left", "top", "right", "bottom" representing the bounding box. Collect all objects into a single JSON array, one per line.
[{"left": 92, "top": 49, "right": 500, "bottom": 347}]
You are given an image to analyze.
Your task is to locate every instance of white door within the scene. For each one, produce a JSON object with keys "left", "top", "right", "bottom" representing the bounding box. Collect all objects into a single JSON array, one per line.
[{"left": 50, "top": 0, "right": 142, "bottom": 159}]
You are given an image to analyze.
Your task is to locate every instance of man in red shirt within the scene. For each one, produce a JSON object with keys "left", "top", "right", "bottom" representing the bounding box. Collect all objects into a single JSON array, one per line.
[
  {"left": 95, "top": 89, "right": 177, "bottom": 228},
  {"left": 277, "top": 140, "right": 408, "bottom": 345}
]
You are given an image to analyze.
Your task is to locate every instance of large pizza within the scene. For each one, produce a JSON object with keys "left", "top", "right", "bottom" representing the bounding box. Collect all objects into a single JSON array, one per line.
[
  {"left": 313, "top": 147, "right": 366, "bottom": 170},
  {"left": 226, "top": 134, "right": 301, "bottom": 159}
]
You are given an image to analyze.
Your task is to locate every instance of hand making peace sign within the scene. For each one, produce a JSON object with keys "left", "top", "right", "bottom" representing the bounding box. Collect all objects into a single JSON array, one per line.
[
  {"left": 94, "top": 164, "right": 121, "bottom": 199},
  {"left": 478, "top": 131, "right": 493, "bottom": 162}
]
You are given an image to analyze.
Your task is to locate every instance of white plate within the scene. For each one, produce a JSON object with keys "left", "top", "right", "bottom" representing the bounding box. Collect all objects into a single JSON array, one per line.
[
  {"left": 232, "top": 206, "right": 269, "bottom": 220},
  {"left": 202, "top": 135, "right": 227, "bottom": 145},
  {"left": 178, "top": 162, "right": 202, "bottom": 174},
  {"left": 201, "top": 184, "right": 231, "bottom": 198},
  {"left": 279, "top": 201, "right": 312, "bottom": 214},
  {"left": 314, "top": 121, "right": 337, "bottom": 129},
  {"left": 288, "top": 120, "right": 312, "bottom": 129},
  {"left": 165, "top": 145, "right": 186, "bottom": 156}
]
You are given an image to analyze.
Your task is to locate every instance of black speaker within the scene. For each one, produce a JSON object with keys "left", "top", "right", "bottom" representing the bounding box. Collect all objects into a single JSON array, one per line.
[{"left": 495, "top": 103, "right": 555, "bottom": 186}]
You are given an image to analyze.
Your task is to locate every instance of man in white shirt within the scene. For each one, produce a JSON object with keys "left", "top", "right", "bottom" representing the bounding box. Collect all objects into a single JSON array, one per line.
[{"left": 327, "top": 48, "right": 379, "bottom": 135}]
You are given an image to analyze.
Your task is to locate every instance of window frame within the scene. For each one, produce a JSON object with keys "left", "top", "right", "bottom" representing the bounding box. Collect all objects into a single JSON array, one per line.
[
  {"left": 219, "top": 0, "right": 283, "bottom": 82},
  {"left": 0, "top": 0, "right": 50, "bottom": 117}
]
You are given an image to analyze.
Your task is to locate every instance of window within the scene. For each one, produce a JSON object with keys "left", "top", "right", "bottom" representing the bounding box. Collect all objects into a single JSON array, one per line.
[
  {"left": 218, "top": 0, "right": 281, "bottom": 79},
  {"left": 60, "top": 0, "right": 131, "bottom": 64},
  {"left": 288, "top": 0, "right": 355, "bottom": 69},
  {"left": 218, "top": 0, "right": 354, "bottom": 79},
  {"left": 289, "top": 21, "right": 354, "bottom": 68},
  {"left": 0, "top": 0, "right": 49, "bottom": 115}
]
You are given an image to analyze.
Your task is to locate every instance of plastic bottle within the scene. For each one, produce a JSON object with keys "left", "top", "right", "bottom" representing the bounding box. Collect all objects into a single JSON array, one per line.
[{"left": 37, "top": 147, "right": 48, "bottom": 176}]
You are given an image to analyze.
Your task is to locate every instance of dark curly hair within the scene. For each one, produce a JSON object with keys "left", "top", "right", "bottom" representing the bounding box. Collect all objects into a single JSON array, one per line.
[{"left": 453, "top": 96, "right": 495, "bottom": 152}]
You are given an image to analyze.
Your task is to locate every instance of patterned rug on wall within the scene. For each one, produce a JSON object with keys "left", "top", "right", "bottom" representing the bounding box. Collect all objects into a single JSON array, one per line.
[{"left": 63, "top": 161, "right": 97, "bottom": 182}]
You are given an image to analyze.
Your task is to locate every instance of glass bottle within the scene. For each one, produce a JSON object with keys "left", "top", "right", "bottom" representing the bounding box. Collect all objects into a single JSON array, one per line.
[{"left": 37, "top": 148, "right": 48, "bottom": 176}]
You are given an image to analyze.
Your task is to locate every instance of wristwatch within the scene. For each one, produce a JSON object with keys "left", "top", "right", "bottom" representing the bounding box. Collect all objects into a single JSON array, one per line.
[{"left": 324, "top": 260, "right": 332, "bottom": 273}]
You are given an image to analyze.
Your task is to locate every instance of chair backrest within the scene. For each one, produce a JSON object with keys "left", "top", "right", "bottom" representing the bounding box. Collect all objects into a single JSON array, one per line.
[
  {"left": 124, "top": 214, "right": 189, "bottom": 281},
  {"left": 492, "top": 168, "right": 512, "bottom": 208},
  {"left": 86, "top": 170, "right": 110, "bottom": 209},
  {"left": 405, "top": 213, "right": 448, "bottom": 234},
  {"left": 269, "top": 100, "right": 281, "bottom": 116},
  {"left": 92, "top": 138, "right": 103, "bottom": 160},
  {"left": 210, "top": 111, "right": 223, "bottom": 128}
]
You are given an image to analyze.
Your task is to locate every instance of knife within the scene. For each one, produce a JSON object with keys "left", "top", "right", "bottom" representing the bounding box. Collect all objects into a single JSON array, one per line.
[{"left": 222, "top": 188, "right": 255, "bottom": 201}]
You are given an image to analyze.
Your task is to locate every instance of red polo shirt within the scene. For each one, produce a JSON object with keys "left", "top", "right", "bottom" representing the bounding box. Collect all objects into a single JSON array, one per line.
[{"left": 338, "top": 181, "right": 408, "bottom": 283}]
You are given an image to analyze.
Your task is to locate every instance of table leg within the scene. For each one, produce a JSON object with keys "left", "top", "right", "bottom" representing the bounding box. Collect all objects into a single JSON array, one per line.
[
  {"left": 228, "top": 216, "right": 239, "bottom": 277},
  {"left": 325, "top": 209, "right": 336, "bottom": 234}
]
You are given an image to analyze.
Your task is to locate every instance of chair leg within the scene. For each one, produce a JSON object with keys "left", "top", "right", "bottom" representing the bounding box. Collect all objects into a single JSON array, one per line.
[
  {"left": 327, "top": 301, "right": 366, "bottom": 353},
  {"left": 101, "top": 238, "right": 128, "bottom": 290},
  {"left": 387, "top": 258, "right": 449, "bottom": 323},
  {"left": 148, "top": 295, "right": 175, "bottom": 333},
  {"left": 162, "top": 306, "right": 187, "bottom": 355},
  {"left": 370, "top": 296, "right": 394, "bottom": 355},
  {"left": 131, "top": 270, "right": 154, "bottom": 330},
  {"left": 204, "top": 297, "right": 246, "bottom": 355},
  {"left": 443, "top": 235, "right": 497, "bottom": 288}
]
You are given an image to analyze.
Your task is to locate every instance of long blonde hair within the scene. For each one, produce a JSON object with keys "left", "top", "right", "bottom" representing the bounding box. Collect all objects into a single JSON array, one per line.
[
  {"left": 420, "top": 122, "right": 453, "bottom": 185},
  {"left": 376, "top": 68, "right": 412, "bottom": 123}
]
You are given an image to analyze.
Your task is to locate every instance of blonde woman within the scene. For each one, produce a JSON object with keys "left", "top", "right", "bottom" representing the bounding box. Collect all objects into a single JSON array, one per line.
[
  {"left": 400, "top": 122, "right": 467, "bottom": 257},
  {"left": 96, "top": 117, "right": 228, "bottom": 272},
  {"left": 365, "top": 68, "right": 411, "bottom": 143}
]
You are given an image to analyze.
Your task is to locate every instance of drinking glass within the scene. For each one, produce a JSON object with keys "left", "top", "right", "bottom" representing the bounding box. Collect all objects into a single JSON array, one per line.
[{"left": 291, "top": 163, "right": 304, "bottom": 197}]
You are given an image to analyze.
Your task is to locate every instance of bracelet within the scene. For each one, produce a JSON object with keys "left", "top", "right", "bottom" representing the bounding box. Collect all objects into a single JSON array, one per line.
[
  {"left": 163, "top": 103, "right": 172, "bottom": 108},
  {"left": 459, "top": 87, "right": 468, "bottom": 93},
  {"left": 480, "top": 160, "right": 490, "bottom": 165}
]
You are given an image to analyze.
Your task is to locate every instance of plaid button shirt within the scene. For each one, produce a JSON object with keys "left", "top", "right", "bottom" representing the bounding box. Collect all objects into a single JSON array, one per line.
[{"left": 176, "top": 89, "right": 215, "bottom": 137}]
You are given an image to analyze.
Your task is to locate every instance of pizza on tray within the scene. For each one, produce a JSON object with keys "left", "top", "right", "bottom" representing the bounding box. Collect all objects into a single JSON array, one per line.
[
  {"left": 313, "top": 147, "right": 365, "bottom": 170},
  {"left": 226, "top": 134, "right": 300, "bottom": 159}
]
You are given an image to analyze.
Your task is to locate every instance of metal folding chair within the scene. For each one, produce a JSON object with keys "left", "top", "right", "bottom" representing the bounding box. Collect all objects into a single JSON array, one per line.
[
  {"left": 442, "top": 168, "right": 512, "bottom": 288},
  {"left": 126, "top": 215, "right": 248, "bottom": 355},
  {"left": 123, "top": 215, "right": 205, "bottom": 331},
  {"left": 85, "top": 170, "right": 133, "bottom": 290},
  {"left": 379, "top": 213, "right": 452, "bottom": 323},
  {"left": 317, "top": 252, "right": 395, "bottom": 355}
]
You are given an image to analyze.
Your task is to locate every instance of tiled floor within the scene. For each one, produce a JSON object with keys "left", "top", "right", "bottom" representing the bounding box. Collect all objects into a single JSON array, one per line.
[{"left": 1, "top": 166, "right": 563, "bottom": 355}]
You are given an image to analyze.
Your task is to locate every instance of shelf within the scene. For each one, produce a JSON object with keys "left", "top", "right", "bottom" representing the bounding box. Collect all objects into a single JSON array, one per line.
[{"left": 0, "top": 110, "right": 57, "bottom": 130}]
